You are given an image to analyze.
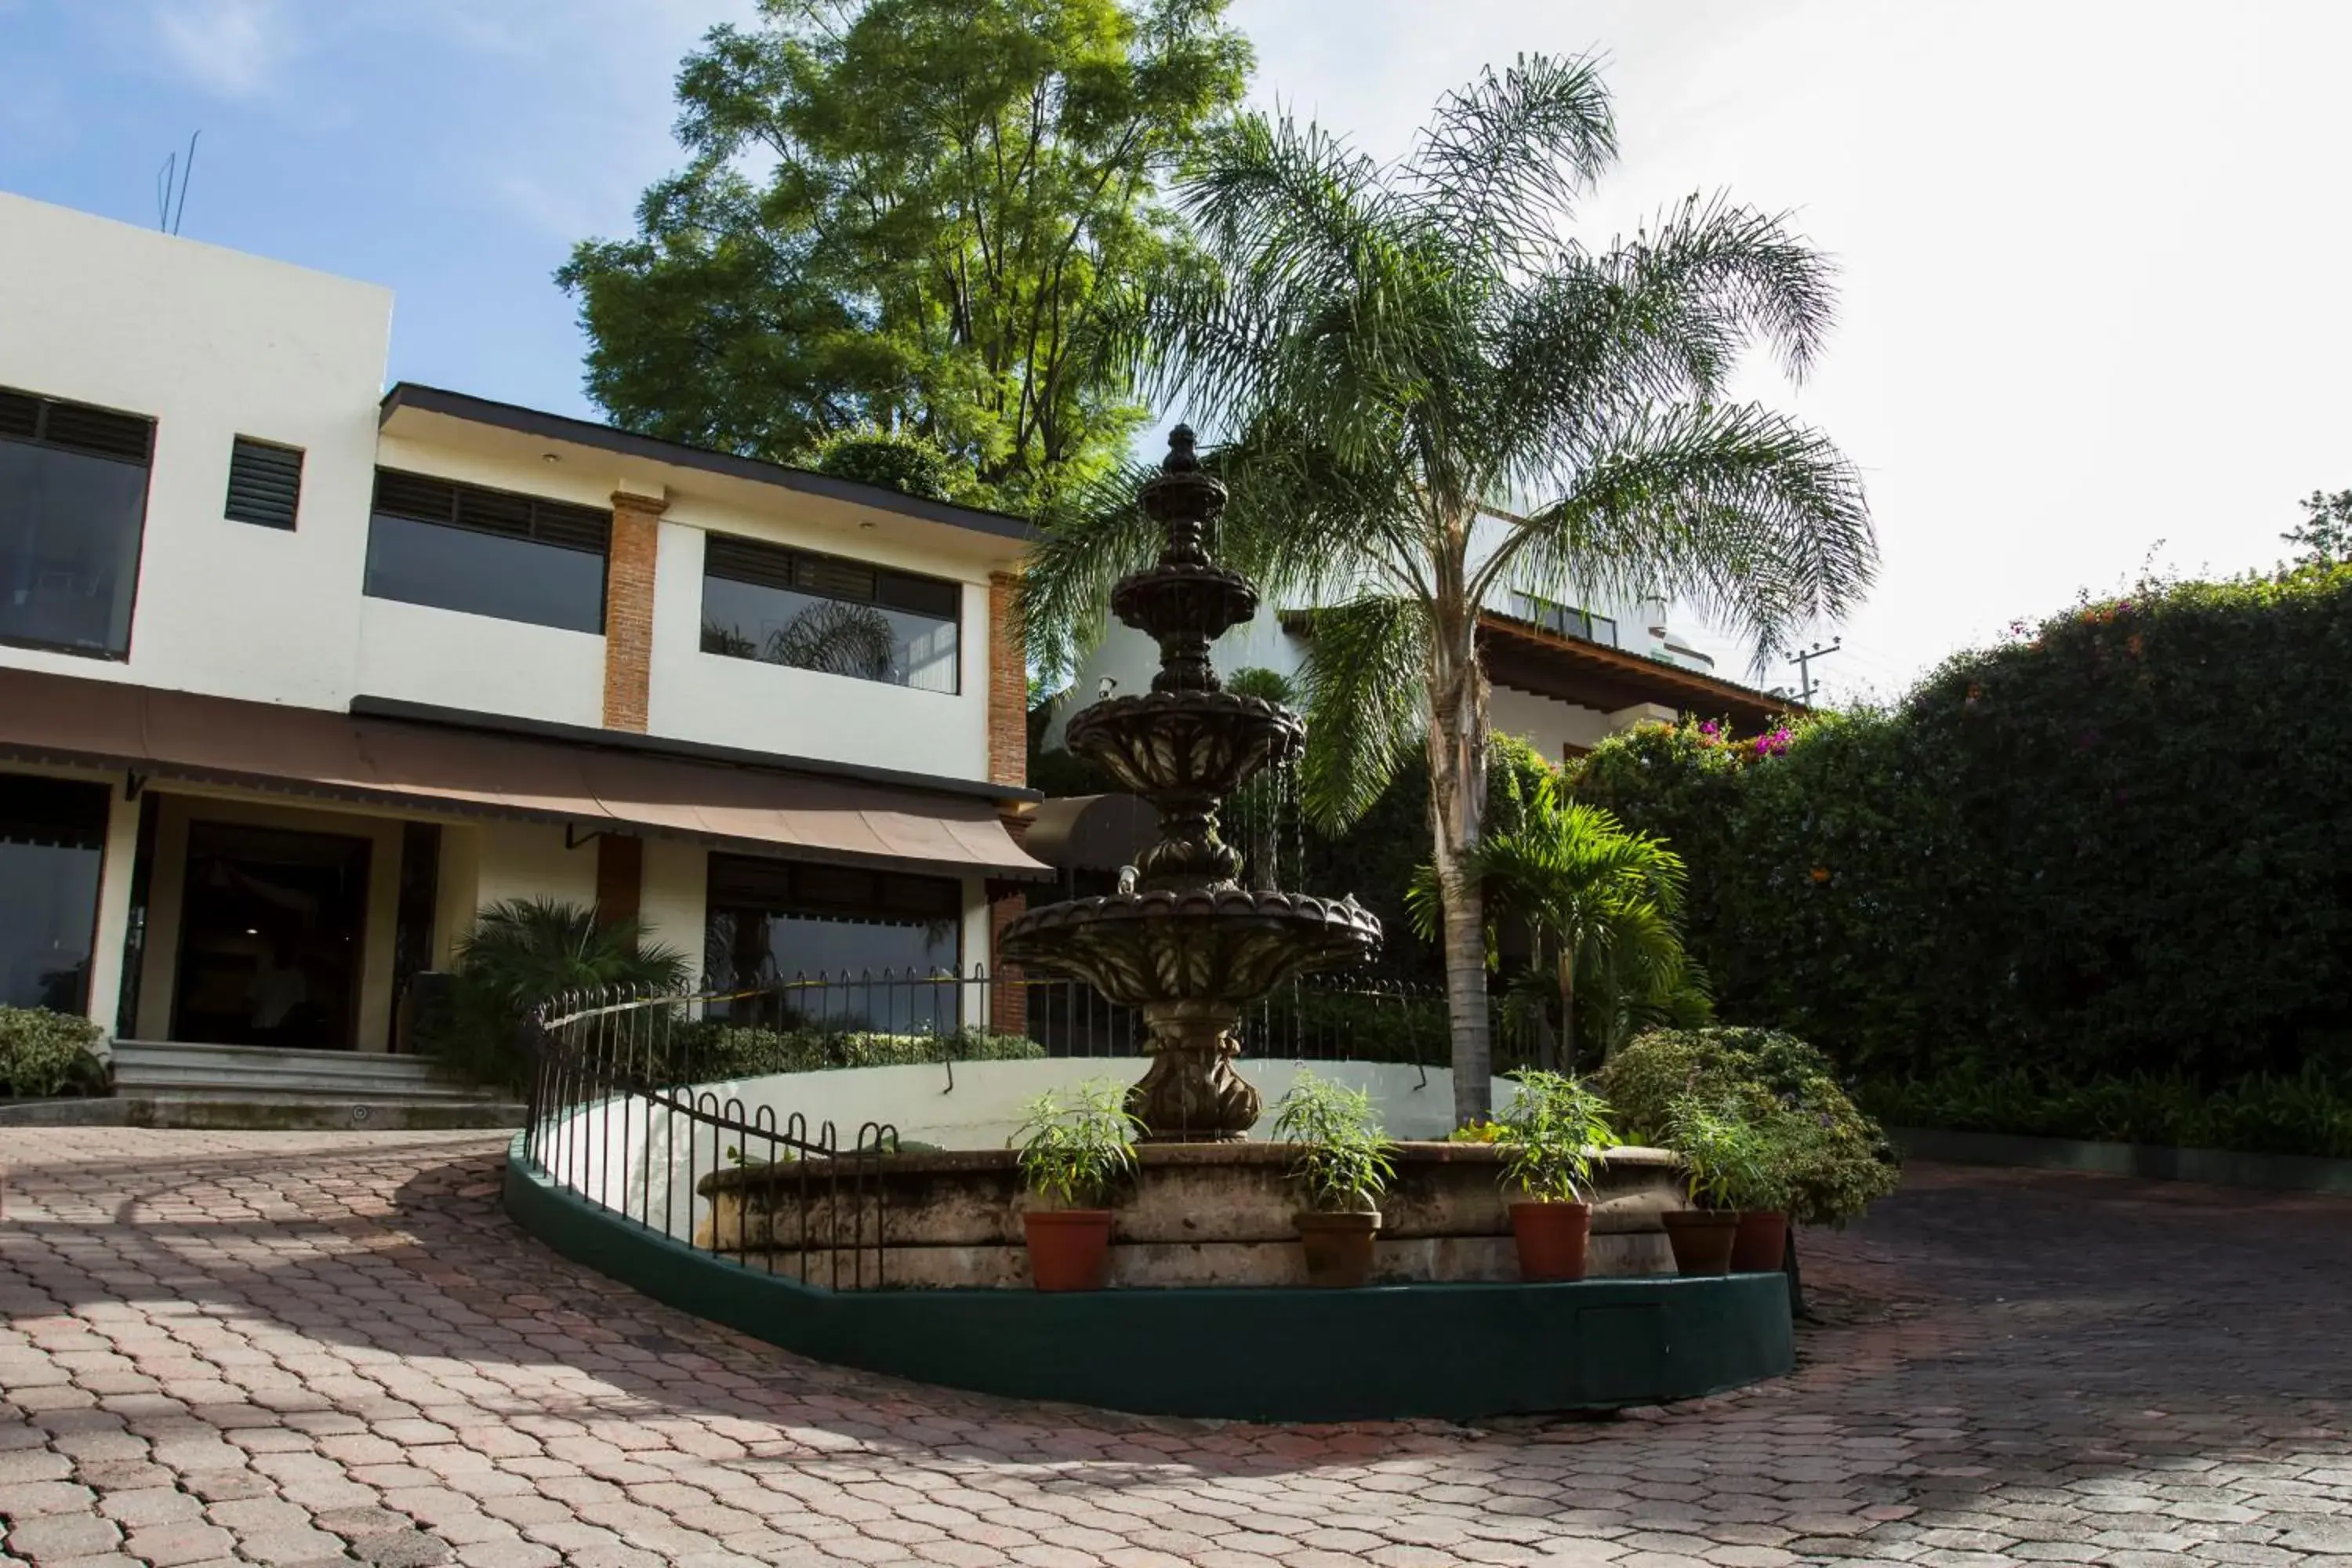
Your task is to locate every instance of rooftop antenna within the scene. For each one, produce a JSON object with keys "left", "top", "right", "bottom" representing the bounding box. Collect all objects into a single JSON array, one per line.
[{"left": 155, "top": 130, "right": 200, "bottom": 235}]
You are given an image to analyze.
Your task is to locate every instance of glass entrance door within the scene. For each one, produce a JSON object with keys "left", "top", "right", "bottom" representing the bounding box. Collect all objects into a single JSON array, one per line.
[{"left": 170, "top": 821, "right": 372, "bottom": 1051}]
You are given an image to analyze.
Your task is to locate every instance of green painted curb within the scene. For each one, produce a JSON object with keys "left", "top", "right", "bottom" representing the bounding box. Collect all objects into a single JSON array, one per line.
[
  {"left": 1893, "top": 1126, "right": 2352, "bottom": 1197},
  {"left": 503, "top": 1136, "right": 1794, "bottom": 1422}
]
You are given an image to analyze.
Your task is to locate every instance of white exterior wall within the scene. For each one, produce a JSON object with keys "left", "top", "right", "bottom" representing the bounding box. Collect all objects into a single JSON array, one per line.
[
  {"left": 638, "top": 837, "right": 710, "bottom": 985},
  {"left": 646, "top": 505, "right": 992, "bottom": 779},
  {"left": 0, "top": 193, "right": 392, "bottom": 710},
  {"left": 1487, "top": 685, "right": 1616, "bottom": 764},
  {"left": 353, "top": 597, "right": 606, "bottom": 729}
]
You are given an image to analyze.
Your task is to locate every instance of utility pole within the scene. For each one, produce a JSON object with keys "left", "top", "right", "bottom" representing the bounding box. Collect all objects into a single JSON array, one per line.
[{"left": 1787, "top": 638, "right": 1842, "bottom": 706}]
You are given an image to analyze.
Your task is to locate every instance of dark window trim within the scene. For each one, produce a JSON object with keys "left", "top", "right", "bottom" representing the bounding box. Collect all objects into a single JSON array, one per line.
[
  {"left": 0, "top": 384, "right": 158, "bottom": 663},
  {"left": 379, "top": 383, "right": 1034, "bottom": 543}
]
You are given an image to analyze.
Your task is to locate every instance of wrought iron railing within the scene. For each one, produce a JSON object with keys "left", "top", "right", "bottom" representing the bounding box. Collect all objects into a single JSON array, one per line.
[{"left": 515, "top": 967, "right": 1452, "bottom": 1289}]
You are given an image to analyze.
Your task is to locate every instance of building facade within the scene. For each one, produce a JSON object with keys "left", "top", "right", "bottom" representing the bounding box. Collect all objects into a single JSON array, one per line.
[{"left": 0, "top": 192, "right": 1044, "bottom": 1055}]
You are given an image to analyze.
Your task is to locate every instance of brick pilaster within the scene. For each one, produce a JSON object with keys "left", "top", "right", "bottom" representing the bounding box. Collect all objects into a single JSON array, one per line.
[
  {"left": 593, "top": 833, "right": 643, "bottom": 929},
  {"left": 603, "top": 491, "right": 666, "bottom": 732},
  {"left": 987, "top": 571, "right": 1026, "bottom": 788},
  {"left": 987, "top": 878, "right": 1029, "bottom": 1036}
]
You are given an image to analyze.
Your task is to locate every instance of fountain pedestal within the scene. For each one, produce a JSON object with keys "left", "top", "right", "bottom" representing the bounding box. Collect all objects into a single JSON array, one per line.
[{"left": 1000, "top": 427, "right": 1381, "bottom": 1140}]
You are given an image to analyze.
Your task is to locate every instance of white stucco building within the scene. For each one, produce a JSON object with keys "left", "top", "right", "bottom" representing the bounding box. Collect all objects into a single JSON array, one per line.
[{"left": 0, "top": 193, "right": 1044, "bottom": 1065}]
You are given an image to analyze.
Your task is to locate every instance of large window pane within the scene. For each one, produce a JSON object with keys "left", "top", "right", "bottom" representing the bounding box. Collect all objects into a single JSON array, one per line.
[
  {"left": 0, "top": 440, "right": 149, "bottom": 658},
  {"left": 704, "top": 852, "right": 962, "bottom": 1033},
  {"left": 364, "top": 514, "right": 607, "bottom": 633},
  {"left": 0, "top": 776, "right": 109, "bottom": 1014},
  {"left": 700, "top": 535, "right": 960, "bottom": 693}
]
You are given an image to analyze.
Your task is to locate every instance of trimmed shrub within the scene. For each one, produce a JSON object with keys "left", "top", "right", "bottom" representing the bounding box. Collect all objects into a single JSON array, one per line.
[
  {"left": 1574, "top": 567, "right": 2352, "bottom": 1106},
  {"left": 1596, "top": 1026, "right": 1900, "bottom": 1225},
  {"left": 1858, "top": 1065, "right": 2352, "bottom": 1160},
  {"left": 0, "top": 1007, "right": 107, "bottom": 1099}
]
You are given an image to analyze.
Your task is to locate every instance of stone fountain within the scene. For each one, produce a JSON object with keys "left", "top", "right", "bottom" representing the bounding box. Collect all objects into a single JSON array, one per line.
[{"left": 998, "top": 426, "right": 1383, "bottom": 1141}]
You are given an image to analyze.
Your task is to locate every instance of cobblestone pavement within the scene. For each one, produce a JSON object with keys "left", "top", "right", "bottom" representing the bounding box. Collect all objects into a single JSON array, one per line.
[{"left": 3, "top": 1132, "right": 2350, "bottom": 1568}]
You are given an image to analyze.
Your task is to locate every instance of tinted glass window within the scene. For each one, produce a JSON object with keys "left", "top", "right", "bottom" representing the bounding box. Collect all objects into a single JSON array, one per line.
[
  {"left": 701, "top": 535, "right": 959, "bottom": 693},
  {"left": 362, "top": 469, "right": 608, "bottom": 634},
  {"left": 0, "top": 424, "right": 151, "bottom": 659},
  {"left": 0, "top": 775, "right": 108, "bottom": 1013},
  {"left": 365, "top": 514, "right": 608, "bottom": 633},
  {"left": 705, "top": 851, "right": 961, "bottom": 1033}
]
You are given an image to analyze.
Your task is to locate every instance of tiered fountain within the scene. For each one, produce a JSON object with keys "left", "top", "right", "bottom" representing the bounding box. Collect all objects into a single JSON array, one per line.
[{"left": 998, "top": 426, "right": 1382, "bottom": 1140}]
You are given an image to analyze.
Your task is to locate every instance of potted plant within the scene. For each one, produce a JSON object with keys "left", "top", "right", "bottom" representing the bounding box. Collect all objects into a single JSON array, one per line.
[
  {"left": 1661, "top": 1094, "right": 1774, "bottom": 1276},
  {"left": 1729, "top": 1106, "right": 1807, "bottom": 1273},
  {"left": 1011, "top": 1079, "right": 1138, "bottom": 1291},
  {"left": 1493, "top": 1070, "right": 1618, "bottom": 1281},
  {"left": 1270, "top": 1071, "right": 1396, "bottom": 1287}
]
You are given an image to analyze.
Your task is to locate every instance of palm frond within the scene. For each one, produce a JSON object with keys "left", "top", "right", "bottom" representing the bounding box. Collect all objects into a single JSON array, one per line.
[
  {"left": 1408, "top": 52, "right": 1617, "bottom": 266},
  {"left": 1018, "top": 455, "right": 1164, "bottom": 686},
  {"left": 1294, "top": 594, "right": 1430, "bottom": 830},
  {"left": 1493, "top": 401, "right": 1875, "bottom": 669}
]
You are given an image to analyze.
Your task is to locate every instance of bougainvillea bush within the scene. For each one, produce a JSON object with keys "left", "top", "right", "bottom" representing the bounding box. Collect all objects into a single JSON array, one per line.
[{"left": 1574, "top": 566, "right": 2352, "bottom": 1151}]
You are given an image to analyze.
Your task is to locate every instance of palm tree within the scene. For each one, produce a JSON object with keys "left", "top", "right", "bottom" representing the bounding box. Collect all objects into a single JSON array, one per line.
[
  {"left": 1411, "top": 781, "right": 1703, "bottom": 1073},
  {"left": 1025, "top": 55, "right": 1872, "bottom": 1123}
]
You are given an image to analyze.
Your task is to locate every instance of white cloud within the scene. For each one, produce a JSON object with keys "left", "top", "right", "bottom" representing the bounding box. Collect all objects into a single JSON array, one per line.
[{"left": 153, "top": 0, "right": 298, "bottom": 100}]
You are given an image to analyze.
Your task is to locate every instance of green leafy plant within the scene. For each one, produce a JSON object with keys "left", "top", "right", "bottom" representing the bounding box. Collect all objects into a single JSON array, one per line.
[
  {"left": 1665, "top": 1094, "right": 1784, "bottom": 1211},
  {"left": 1012, "top": 1080, "right": 1141, "bottom": 1210},
  {"left": 671, "top": 1023, "right": 1042, "bottom": 1083},
  {"left": 0, "top": 1007, "right": 107, "bottom": 1099},
  {"left": 1857, "top": 1062, "right": 2352, "bottom": 1160},
  {"left": 1599, "top": 1027, "right": 1899, "bottom": 1225},
  {"left": 1269, "top": 1070, "right": 1396, "bottom": 1214},
  {"left": 1493, "top": 1070, "right": 1618, "bottom": 1203},
  {"left": 424, "top": 899, "right": 691, "bottom": 1091}
]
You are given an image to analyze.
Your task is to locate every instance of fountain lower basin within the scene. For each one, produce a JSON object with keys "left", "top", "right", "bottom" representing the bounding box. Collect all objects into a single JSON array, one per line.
[{"left": 696, "top": 1141, "right": 1684, "bottom": 1289}]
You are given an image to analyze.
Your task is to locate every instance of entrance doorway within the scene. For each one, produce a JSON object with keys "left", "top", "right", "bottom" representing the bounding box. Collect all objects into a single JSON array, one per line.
[{"left": 170, "top": 820, "right": 371, "bottom": 1051}]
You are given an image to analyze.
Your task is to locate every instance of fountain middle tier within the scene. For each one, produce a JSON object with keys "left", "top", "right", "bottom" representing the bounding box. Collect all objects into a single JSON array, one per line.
[{"left": 1063, "top": 690, "right": 1305, "bottom": 802}]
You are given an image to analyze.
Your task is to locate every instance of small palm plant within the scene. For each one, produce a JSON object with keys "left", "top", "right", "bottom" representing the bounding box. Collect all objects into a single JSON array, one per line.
[
  {"left": 1270, "top": 1070, "right": 1395, "bottom": 1214},
  {"left": 433, "top": 898, "right": 689, "bottom": 1091},
  {"left": 1495, "top": 1070, "right": 1617, "bottom": 1203},
  {"left": 1012, "top": 1080, "right": 1140, "bottom": 1210}
]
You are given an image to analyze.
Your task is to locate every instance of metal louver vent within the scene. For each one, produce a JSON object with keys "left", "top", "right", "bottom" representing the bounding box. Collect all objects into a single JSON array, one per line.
[
  {"left": 41, "top": 401, "right": 154, "bottom": 462},
  {"left": 224, "top": 437, "right": 303, "bottom": 530},
  {"left": 371, "top": 467, "right": 607, "bottom": 554},
  {"left": 0, "top": 390, "right": 38, "bottom": 441},
  {"left": 0, "top": 385, "right": 154, "bottom": 462}
]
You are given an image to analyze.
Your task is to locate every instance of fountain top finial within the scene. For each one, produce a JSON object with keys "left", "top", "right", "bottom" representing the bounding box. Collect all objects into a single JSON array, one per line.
[{"left": 1163, "top": 424, "right": 1200, "bottom": 472}]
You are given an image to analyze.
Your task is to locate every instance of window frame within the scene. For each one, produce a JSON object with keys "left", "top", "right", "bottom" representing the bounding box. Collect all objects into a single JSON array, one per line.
[{"left": 0, "top": 385, "right": 158, "bottom": 662}]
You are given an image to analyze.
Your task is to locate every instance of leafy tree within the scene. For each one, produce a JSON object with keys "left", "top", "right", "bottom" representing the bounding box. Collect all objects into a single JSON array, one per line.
[
  {"left": 1025, "top": 56, "right": 1871, "bottom": 1121},
  {"left": 425, "top": 900, "right": 691, "bottom": 1091},
  {"left": 2285, "top": 488, "right": 2352, "bottom": 570},
  {"left": 559, "top": 0, "right": 1251, "bottom": 505}
]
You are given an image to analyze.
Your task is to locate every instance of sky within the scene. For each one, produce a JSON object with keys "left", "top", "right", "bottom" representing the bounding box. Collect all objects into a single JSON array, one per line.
[{"left": 6, "top": 0, "right": 2350, "bottom": 704}]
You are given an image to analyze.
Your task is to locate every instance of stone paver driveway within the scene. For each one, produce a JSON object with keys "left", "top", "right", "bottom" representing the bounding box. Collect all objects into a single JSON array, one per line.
[{"left": 2, "top": 1131, "right": 2350, "bottom": 1567}]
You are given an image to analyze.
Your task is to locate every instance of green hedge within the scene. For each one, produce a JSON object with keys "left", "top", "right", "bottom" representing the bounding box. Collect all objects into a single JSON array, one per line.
[
  {"left": 1574, "top": 566, "right": 2352, "bottom": 1146},
  {"left": 1858, "top": 1065, "right": 2352, "bottom": 1160},
  {"left": 0, "top": 1007, "right": 107, "bottom": 1099}
]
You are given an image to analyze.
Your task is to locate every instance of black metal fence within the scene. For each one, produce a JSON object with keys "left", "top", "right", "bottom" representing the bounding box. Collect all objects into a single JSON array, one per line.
[{"left": 516, "top": 967, "right": 1454, "bottom": 1289}]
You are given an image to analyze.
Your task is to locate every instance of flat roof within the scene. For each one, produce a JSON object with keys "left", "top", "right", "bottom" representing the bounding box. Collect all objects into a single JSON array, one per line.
[{"left": 379, "top": 383, "right": 1036, "bottom": 543}]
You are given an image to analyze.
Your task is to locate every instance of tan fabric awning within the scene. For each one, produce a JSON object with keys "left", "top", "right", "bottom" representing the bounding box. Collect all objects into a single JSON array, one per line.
[{"left": 0, "top": 668, "right": 1051, "bottom": 880}]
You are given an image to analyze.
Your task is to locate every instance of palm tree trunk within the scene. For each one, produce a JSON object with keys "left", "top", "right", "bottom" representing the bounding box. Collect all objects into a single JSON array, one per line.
[
  {"left": 1427, "top": 628, "right": 1492, "bottom": 1128},
  {"left": 1556, "top": 946, "right": 1576, "bottom": 1077}
]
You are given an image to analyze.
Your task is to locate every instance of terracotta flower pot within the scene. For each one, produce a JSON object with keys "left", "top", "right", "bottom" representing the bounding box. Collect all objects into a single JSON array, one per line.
[
  {"left": 1660, "top": 1209, "right": 1740, "bottom": 1276},
  {"left": 1508, "top": 1200, "right": 1592, "bottom": 1282},
  {"left": 1022, "top": 1209, "right": 1113, "bottom": 1291},
  {"left": 1295, "top": 1210, "right": 1381, "bottom": 1287},
  {"left": 1731, "top": 1210, "right": 1789, "bottom": 1274}
]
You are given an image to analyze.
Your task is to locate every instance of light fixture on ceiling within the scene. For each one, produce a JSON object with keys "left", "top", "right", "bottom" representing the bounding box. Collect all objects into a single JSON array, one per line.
[
  {"left": 541, "top": 452, "right": 562, "bottom": 465},
  {"left": 858, "top": 520, "right": 877, "bottom": 530}
]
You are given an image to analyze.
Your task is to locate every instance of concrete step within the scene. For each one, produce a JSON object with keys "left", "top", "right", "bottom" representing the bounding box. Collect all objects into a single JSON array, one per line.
[
  {"left": 108, "top": 1040, "right": 507, "bottom": 1102},
  {"left": 0, "top": 1096, "right": 525, "bottom": 1131}
]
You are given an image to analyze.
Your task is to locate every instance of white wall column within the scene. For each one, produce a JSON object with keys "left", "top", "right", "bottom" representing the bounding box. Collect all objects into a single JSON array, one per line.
[{"left": 84, "top": 775, "right": 141, "bottom": 1037}]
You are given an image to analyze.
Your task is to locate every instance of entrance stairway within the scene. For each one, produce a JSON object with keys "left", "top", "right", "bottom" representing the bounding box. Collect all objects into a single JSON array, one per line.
[{"left": 84, "top": 1040, "right": 524, "bottom": 1129}]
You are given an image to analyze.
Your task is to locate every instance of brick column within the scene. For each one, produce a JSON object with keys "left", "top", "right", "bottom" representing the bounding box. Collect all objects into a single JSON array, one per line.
[
  {"left": 984, "top": 572, "right": 1032, "bottom": 1033},
  {"left": 603, "top": 490, "right": 666, "bottom": 732}
]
